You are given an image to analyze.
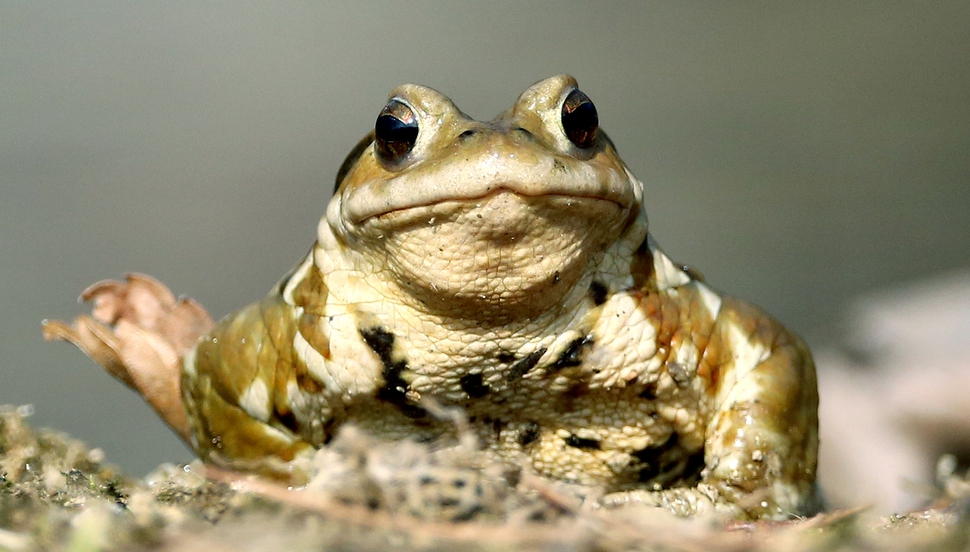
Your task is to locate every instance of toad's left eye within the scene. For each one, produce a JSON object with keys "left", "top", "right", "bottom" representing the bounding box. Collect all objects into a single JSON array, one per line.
[
  {"left": 375, "top": 100, "right": 419, "bottom": 163},
  {"left": 561, "top": 89, "right": 598, "bottom": 149}
]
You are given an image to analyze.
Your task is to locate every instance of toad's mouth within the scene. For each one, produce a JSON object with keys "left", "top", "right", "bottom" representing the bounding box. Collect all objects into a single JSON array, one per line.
[
  {"left": 363, "top": 186, "right": 625, "bottom": 226},
  {"left": 341, "top": 152, "right": 638, "bottom": 225}
]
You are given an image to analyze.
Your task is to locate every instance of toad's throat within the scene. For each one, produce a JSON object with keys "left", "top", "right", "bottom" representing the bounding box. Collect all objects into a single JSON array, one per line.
[{"left": 365, "top": 191, "right": 627, "bottom": 321}]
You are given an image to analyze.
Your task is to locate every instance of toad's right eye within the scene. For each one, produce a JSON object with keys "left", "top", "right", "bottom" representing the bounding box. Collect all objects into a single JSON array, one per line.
[{"left": 375, "top": 100, "right": 418, "bottom": 163}]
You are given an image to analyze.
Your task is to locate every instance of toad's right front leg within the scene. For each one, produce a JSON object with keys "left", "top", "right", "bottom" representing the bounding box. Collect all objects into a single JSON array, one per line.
[{"left": 183, "top": 284, "right": 335, "bottom": 482}]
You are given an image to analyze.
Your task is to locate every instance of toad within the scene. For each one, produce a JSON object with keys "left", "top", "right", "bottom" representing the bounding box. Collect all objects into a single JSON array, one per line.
[{"left": 45, "top": 75, "right": 818, "bottom": 519}]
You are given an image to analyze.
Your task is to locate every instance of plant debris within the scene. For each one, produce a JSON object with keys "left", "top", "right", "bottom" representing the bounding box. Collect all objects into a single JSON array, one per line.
[{"left": 2, "top": 404, "right": 970, "bottom": 551}]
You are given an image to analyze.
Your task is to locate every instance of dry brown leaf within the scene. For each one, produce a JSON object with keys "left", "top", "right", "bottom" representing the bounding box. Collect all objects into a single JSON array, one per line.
[{"left": 43, "top": 273, "right": 214, "bottom": 443}]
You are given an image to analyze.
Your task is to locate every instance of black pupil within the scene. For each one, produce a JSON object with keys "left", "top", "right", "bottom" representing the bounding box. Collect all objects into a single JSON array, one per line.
[
  {"left": 375, "top": 101, "right": 418, "bottom": 161},
  {"left": 561, "top": 89, "right": 598, "bottom": 149},
  {"left": 376, "top": 114, "right": 418, "bottom": 145}
]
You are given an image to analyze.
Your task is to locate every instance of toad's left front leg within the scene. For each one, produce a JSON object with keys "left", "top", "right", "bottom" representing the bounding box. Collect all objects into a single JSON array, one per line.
[
  {"left": 603, "top": 296, "right": 819, "bottom": 520},
  {"left": 697, "top": 296, "right": 820, "bottom": 519}
]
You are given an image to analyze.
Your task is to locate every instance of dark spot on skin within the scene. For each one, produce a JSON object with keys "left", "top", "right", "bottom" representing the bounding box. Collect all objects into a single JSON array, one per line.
[
  {"left": 506, "top": 348, "right": 547, "bottom": 381},
  {"left": 360, "top": 326, "right": 395, "bottom": 365},
  {"left": 492, "top": 419, "right": 504, "bottom": 436},
  {"left": 375, "top": 377, "right": 407, "bottom": 404},
  {"left": 497, "top": 352, "right": 515, "bottom": 364},
  {"left": 459, "top": 373, "right": 489, "bottom": 399},
  {"left": 565, "top": 434, "right": 601, "bottom": 450},
  {"left": 564, "top": 382, "right": 589, "bottom": 399},
  {"left": 548, "top": 336, "right": 593, "bottom": 372},
  {"left": 589, "top": 280, "right": 609, "bottom": 306},
  {"left": 560, "top": 382, "right": 591, "bottom": 411},
  {"left": 638, "top": 383, "right": 658, "bottom": 400},
  {"left": 519, "top": 421, "right": 540, "bottom": 446},
  {"left": 360, "top": 326, "right": 422, "bottom": 416},
  {"left": 553, "top": 158, "right": 566, "bottom": 171},
  {"left": 552, "top": 271, "right": 561, "bottom": 284}
]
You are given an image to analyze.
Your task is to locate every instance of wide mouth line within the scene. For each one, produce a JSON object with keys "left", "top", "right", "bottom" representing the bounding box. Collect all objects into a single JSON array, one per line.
[{"left": 360, "top": 186, "right": 625, "bottom": 223}]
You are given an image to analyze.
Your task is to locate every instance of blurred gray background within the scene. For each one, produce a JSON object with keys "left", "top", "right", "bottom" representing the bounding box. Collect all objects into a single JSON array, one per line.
[{"left": 2, "top": 3, "right": 968, "bottom": 479}]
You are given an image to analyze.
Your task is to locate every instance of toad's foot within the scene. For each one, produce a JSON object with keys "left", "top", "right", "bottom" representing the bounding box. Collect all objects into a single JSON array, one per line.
[{"left": 42, "top": 273, "right": 213, "bottom": 442}]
